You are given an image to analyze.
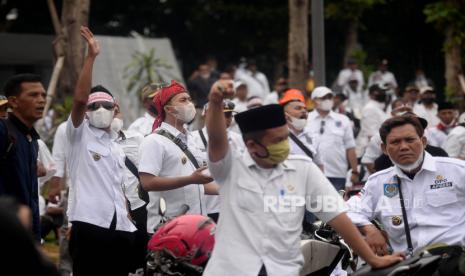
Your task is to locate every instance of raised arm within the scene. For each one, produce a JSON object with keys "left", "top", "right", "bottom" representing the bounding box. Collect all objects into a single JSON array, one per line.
[
  {"left": 206, "top": 80, "right": 234, "bottom": 162},
  {"left": 71, "top": 26, "right": 100, "bottom": 127}
]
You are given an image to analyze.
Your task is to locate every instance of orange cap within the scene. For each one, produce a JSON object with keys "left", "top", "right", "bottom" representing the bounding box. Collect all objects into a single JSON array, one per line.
[{"left": 279, "top": 89, "right": 305, "bottom": 105}]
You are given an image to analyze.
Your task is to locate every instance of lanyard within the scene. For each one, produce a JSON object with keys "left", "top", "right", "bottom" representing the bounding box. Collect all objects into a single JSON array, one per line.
[{"left": 395, "top": 175, "right": 414, "bottom": 257}]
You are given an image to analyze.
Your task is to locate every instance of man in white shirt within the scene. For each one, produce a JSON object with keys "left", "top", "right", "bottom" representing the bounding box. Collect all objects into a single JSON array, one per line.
[
  {"left": 443, "top": 115, "right": 465, "bottom": 160},
  {"left": 427, "top": 102, "right": 457, "bottom": 148},
  {"left": 307, "top": 87, "right": 360, "bottom": 190},
  {"left": 347, "top": 115, "right": 465, "bottom": 260},
  {"left": 66, "top": 27, "right": 137, "bottom": 276},
  {"left": 191, "top": 100, "right": 245, "bottom": 222},
  {"left": 138, "top": 80, "right": 216, "bottom": 233},
  {"left": 203, "top": 80, "right": 403, "bottom": 276},
  {"left": 247, "top": 59, "right": 271, "bottom": 97},
  {"left": 413, "top": 86, "right": 439, "bottom": 128},
  {"left": 368, "top": 59, "right": 398, "bottom": 98},
  {"left": 279, "top": 89, "right": 323, "bottom": 169},
  {"left": 128, "top": 83, "right": 162, "bottom": 136},
  {"left": 336, "top": 58, "right": 364, "bottom": 93},
  {"left": 402, "top": 85, "right": 419, "bottom": 108},
  {"left": 342, "top": 76, "right": 368, "bottom": 119},
  {"left": 264, "top": 78, "right": 288, "bottom": 105},
  {"left": 356, "top": 84, "right": 389, "bottom": 157}
]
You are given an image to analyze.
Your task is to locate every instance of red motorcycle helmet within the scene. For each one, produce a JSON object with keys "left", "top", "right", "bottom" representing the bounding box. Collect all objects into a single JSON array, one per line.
[{"left": 148, "top": 215, "right": 216, "bottom": 267}]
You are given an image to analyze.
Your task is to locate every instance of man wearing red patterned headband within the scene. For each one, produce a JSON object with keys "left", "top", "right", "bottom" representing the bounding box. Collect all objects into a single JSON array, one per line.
[
  {"left": 138, "top": 80, "right": 217, "bottom": 234},
  {"left": 66, "top": 26, "right": 137, "bottom": 276}
]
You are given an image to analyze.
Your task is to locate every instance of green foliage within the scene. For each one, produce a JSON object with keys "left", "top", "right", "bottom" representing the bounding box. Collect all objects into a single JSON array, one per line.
[
  {"left": 325, "top": 0, "right": 385, "bottom": 22},
  {"left": 424, "top": 1, "right": 465, "bottom": 47},
  {"left": 53, "top": 95, "right": 74, "bottom": 125},
  {"left": 350, "top": 48, "right": 374, "bottom": 81},
  {"left": 123, "top": 48, "right": 173, "bottom": 95}
]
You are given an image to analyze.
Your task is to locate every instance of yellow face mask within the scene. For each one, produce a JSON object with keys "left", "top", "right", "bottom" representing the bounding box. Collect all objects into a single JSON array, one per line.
[{"left": 256, "top": 139, "right": 290, "bottom": 165}]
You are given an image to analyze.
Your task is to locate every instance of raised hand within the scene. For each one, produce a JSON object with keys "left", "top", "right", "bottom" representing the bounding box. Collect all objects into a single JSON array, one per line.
[
  {"left": 80, "top": 26, "right": 100, "bottom": 58},
  {"left": 209, "top": 80, "right": 235, "bottom": 103}
]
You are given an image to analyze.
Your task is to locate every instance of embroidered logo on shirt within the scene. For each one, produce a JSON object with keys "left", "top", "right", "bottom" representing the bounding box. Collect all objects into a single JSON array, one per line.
[
  {"left": 287, "top": 184, "right": 295, "bottom": 192},
  {"left": 383, "top": 183, "right": 398, "bottom": 198},
  {"left": 335, "top": 121, "right": 342, "bottom": 128},
  {"left": 392, "top": 216, "right": 403, "bottom": 226},
  {"left": 92, "top": 153, "right": 101, "bottom": 161},
  {"left": 430, "top": 175, "right": 453, "bottom": 189}
]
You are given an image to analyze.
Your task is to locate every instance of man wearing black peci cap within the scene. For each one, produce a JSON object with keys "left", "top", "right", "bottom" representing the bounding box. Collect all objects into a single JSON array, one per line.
[
  {"left": 203, "top": 80, "right": 403, "bottom": 276},
  {"left": 428, "top": 102, "right": 457, "bottom": 148}
]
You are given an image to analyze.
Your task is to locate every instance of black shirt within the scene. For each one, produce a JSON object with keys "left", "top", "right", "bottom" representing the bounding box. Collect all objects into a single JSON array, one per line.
[
  {"left": 0, "top": 113, "right": 40, "bottom": 240},
  {"left": 374, "top": 145, "right": 449, "bottom": 172}
]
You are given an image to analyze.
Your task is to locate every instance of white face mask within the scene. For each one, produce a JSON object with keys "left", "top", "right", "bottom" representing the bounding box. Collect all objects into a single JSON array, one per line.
[
  {"left": 87, "top": 107, "right": 114, "bottom": 129},
  {"left": 173, "top": 102, "right": 196, "bottom": 123},
  {"left": 289, "top": 116, "right": 307, "bottom": 131},
  {"left": 111, "top": 118, "right": 124, "bottom": 133},
  {"left": 389, "top": 149, "right": 424, "bottom": 173},
  {"left": 318, "top": 99, "right": 333, "bottom": 111}
]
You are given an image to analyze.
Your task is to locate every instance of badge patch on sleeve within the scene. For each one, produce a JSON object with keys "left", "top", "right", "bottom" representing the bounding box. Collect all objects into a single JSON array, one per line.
[{"left": 384, "top": 183, "right": 399, "bottom": 198}]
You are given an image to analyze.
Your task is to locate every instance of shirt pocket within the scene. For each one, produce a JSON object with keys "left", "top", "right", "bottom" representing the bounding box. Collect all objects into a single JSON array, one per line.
[
  {"left": 424, "top": 189, "right": 458, "bottom": 221},
  {"left": 235, "top": 178, "right": 263, "bottom": 213},
  {"left": 87, "top": 142, "right": 110, "bottom": 164}
]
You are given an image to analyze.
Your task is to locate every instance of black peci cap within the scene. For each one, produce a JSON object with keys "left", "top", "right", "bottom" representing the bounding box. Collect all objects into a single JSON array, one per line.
[{"left": 235, "top": 104, "right": 287, "bottom": 133}]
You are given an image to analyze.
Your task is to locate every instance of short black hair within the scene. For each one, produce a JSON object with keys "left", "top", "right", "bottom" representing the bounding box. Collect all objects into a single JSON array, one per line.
[
  {"left": 90, "top": 85, "right": 113, "bottom": 97},
  {"left": 3, "top": 74, "right": 42, "bottom": 97},
  {"left": 379, "top": 115, "right": 424, "bottom": 144}
]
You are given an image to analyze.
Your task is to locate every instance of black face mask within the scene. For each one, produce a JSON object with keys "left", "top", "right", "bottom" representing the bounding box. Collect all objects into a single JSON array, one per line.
[
  {"left": 422, "top": 98, "right": 435, "bottom": 105},
  {"left": 374, "top": 93, "right": 386, "bottom": 103}
]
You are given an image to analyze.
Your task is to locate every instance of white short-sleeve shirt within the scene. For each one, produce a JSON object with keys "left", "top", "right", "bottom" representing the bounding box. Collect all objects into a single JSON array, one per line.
[
  {"left": 347, "top": 152, "right": 465, "bottom": 253},
  {"left": 307, "top": 111, "right": 356, "bottom": 178},
  {"left": 203, "top": 149, "right": 347, "bottom": 276},
  {"left": 128, "top": 112, "right": 156, "bottom": 136},
  {"left": 66, "top": 116, "right": 136, "bottom": 232},
  {"left": 138, "top": 122, "right": 207, "bottom": 233},
  {"left": 116, "top": 130, "right": 146, "bottom": 210},
  {"left": 444, "top": 125, "right": 465, "bottom": 158}
]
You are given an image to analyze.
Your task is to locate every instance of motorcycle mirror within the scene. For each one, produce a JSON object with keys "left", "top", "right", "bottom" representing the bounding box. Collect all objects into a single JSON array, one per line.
[{"left": 159, "top": 197, "right": 167, "bottom": 217}]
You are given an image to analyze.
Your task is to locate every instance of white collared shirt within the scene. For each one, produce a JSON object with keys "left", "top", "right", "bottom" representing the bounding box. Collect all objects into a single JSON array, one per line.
[
  {"left": 289, "top": 128, "right": 323, "bottom": 166},
  {"left": 427, "top": 125, "right": 450, "bottom": 148},
  {"left": 443, "top": 125, "right": 465, "bottom": 158},
  {"left": 203, "top": 149, "right": 347, "bottom": 276},
  {"left": 128, "top": 112, "right": 156, "bottom": 136},
  {"left": 347, "top": 152, "right": 465, "bottom": 253},
  {"left": 115, "top": 130, "right": 146, "bottom": 210},
  {"left": 307, "top": 111, "right": 356, "bottom": 178},
  {"left": 66, "top": 117, "right": 136, "bottom": 232},
  {"left": 191, "top": 127, "right": 246, "bottom": 214},
  {"left": 138, "top": 122, "right": 207, "bottom": 233},
  {"left": 337, "top": 68, "right": 365, "bottom": 92},
  {"left": 413, "top": 103, "right": 439, "bottom": 128},
  {"left": 357, "top": 100, "right": 389, "bottom": 157}
]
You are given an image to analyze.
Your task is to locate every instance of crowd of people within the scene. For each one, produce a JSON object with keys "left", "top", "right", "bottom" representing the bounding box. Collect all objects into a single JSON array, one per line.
[{"left": 1, "top": 26, "right": 465, "bottom": 276}]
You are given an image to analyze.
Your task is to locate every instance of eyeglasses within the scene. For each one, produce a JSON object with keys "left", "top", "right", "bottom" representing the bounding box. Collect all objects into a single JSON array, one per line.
[
  {"left": 87, "top": 101, "right": 115, "bottom": 111},
  {"left": 320, "top": 120, "right": 326, "bottom": 134}
]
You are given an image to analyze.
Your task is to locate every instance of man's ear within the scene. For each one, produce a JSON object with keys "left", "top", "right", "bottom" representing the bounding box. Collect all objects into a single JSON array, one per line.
[
  {"left": 421, "top": 136, "right": 427, "bottom": 148},
  {"left": 381, "top": 143, "right": 388, "bottom": 155},
  {"left": 7, "top": 96, "right": 18, "bottom": 109}
]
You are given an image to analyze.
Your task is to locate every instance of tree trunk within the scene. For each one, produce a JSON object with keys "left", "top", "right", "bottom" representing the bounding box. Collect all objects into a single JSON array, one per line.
[
  {"left": 288, "top": 0, "right": 308, "bottom": 91},
  {"left": 342, "top": 20, "right": 359, "bottom": 67},
  {"left": 444, "top": 25, "right": 463, "bottom": 102},
  {"left": 58, "top": 0, "right": 90, "bottom": 98}
]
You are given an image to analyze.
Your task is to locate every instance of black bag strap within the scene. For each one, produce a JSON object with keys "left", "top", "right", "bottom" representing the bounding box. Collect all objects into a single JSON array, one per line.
[
  {"left": 396, "top": 175, "right": 414, "bottom": 257},
  {"left": 289, "top": 132, "right": 313, "bottom": 159},
  {"left": 156, "top": 129, "right": 200, "bottom": 169},
  {"left": 198, "top": 129, "right": 208, "bottom": 148},
  {"left": 124, "top": 156, "right": 149, "bottom": 204}
]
